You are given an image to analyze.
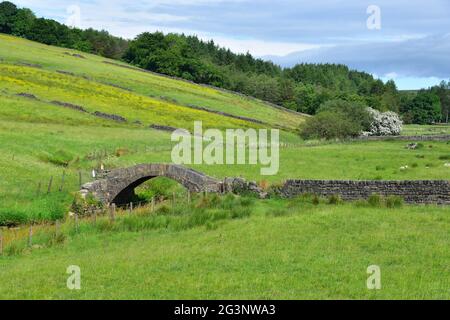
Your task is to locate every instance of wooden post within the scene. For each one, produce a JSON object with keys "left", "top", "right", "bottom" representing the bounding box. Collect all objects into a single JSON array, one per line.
[
  {"left": 36, "top": 182, "right": 41, "bottom": 196},
  {"left": 75, "top": 213, "right": 79, "bottom": 233},
  {"left": 78, "top": 171, "right": 82, "bottom": 188},
  {"left": 151, "top": 197, "right": 155, "bottom": 212},
  {"left": 47, "top": 176, "right": 53, "bottom": 193},
  {"left": 129, "top": 202, "right": 133, "bottom": 215},
  {"left": 109, "top": 204, "right": 116, "bottom": 222},
  {"left": 28, "top": 225, "right": 33, "bottom": 247},
  {"left": 0, "top": 230, "right": 3, "bottom": 256},
  {"left": 187, "top": 191, "right": 191, "bottom": 204},
  {"left": 59, "top": 171, "right": 66, "bottom": 192},
  {"left": 55, "top": 220, "right": 60, "bottom": 235}
]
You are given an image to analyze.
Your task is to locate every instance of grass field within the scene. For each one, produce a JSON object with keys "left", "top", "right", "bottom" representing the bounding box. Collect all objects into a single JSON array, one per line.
[
  {"left": 0, "top": 34, "right": 449, "bottom": 300},
  {"left": 0, "top": 196, "right": 449, "bottom": 299},
  {"left": 401, "top": 124, "right": 450, "bottom": 136}
]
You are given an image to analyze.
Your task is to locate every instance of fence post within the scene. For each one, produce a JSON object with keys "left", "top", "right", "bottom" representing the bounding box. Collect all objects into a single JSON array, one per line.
[
  {"left": 129, "top": 202, "right": 133, "bottom": 215},
  {"left": 109, "top": 204, "right": 116, "bottom": 222},
  {"left": 78, "top": 171, "right": 82, "bottom": 188},
  {"left": 75, "top": 213, "right": 79, "bottom": 233},
  {"left": 187, "top": 191, "right": 191, "bottom": 204},
  {"left": 93, "top": 208, "right": 97, "bottom": 225},
  {"left": 151, "top": 197, "right": 155, "bottom": 212},
  {"left": 36, "top": 182, "right": 41, "bottom": 196},
  {"left": 47, "top": 176, "right": 53, "bottom": 193},
  {"left": 0, "top": 230, "right": 3, "bottom": 256},
  {"left": 59, "top": 171, "right": 66, "bottom": 192},
  {"left": 28, "top": 225, "right": 33, "bottom": 247}
]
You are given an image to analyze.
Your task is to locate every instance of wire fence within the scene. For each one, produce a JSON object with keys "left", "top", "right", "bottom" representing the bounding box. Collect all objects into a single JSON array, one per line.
[{"left": 0, "top": 189, "right": 198, "bottom": 255}]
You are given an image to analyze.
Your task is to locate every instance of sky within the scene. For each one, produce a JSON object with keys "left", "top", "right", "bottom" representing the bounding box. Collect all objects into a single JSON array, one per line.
[{"left": 12, "top": 0, "right": 450, "bottom": 90}]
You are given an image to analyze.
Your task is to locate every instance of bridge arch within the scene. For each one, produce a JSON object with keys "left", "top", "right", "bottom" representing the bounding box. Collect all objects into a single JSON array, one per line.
[{"left": 80, "top": 164, "right": 222, "bottom": 205}]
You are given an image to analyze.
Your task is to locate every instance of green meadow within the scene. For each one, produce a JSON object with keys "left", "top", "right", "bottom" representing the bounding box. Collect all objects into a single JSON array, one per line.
[
  {"left": 0, "top": 196, "right": 449, "bottom": 299},
  {"left": 0, "top": 34, "right": 449, "bottom": 300}
]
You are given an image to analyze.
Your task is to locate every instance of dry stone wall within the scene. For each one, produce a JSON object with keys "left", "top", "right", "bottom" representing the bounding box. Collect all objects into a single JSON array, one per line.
[{"left": 281, "top": 180, "right": 450, "bottom": 204}]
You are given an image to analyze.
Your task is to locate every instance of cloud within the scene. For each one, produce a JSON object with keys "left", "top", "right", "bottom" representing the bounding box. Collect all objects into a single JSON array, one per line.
[
  {"left": 11, "top": 0, "right": 450, "bottom": 88},
  {"left": 267, "top": 34, "right": 450, "bottom": 78}
]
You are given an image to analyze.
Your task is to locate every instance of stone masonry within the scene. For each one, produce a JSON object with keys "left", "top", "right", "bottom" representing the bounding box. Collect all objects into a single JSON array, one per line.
[
  {"left": 81, "top": 163, "right": 449, "bottom": 205},
  {"left": 81, "top": 163, "right": 222, "bottom": 205},
  {"left": 281, "top": 180, "right": 450, "bottom": 205}
]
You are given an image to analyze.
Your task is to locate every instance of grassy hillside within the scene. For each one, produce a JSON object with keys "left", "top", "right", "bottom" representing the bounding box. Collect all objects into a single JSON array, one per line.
[{"left": 0, "top": 34, "right": 306, "bottom": 130}]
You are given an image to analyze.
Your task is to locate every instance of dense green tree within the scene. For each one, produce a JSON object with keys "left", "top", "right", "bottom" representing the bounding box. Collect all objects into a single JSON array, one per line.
[
  {"left": 0, "top": 1, "right": 17, "bottom": 33},
  {"left": 300, "top": 111, "right": 362, "bottom": 140},
  {"left": 10, "top": 8, "right": 34, "bottom": 36},
  {"left": 434, "top": 81, "right": 450, "bottom": 123},
  {"left": 401, "top": 90, "right": 442, "bottom": 124},
  {"left": 318, "top": 99, "right": 373, "bottom": 131},
  {"left": 300, "top": 99, "right": 373, "bottom": 140}
]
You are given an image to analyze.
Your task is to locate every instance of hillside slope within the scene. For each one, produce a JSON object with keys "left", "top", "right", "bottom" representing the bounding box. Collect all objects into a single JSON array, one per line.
[{"left": 0, "top": 34, "right": 306, "bottom": 131}]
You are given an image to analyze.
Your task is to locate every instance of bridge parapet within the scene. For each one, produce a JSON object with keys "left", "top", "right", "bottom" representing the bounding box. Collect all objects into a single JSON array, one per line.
[{"left": 81, "top": 163, "right": 224, "bottom": 205}]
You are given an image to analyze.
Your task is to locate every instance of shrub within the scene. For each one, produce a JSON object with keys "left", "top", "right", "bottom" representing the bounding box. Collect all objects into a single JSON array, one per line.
[
  {"left": 385, "top": 196, "right": 404, "bottom": 208},
  {"left": 239, "top": 197, "right": 254, "bottom": 207},
  {"left": 327, "top": 194, "right": 343, "bottom": 205},
  {"left": 318, "top": 99, "right": 373, "bottom": 130},
  {"left": 368, "top": 194, "right": 383, "bottom": 207},
  {"left": 267, "top": 209, "right": 290, "bottom": 217},
  {"left": 300, "top": 111, "right": 362, "bottom": 140},
  {"left": 300, "top": 100, "right": 373, "bottom": 140},
  {"left": 312, "top": 195, "right": 320, "bottom": 206},
  {"left": 4, "top": 242, "right": 23, "bottom": 256},
  {"left": 220, "top": 193, "right": 236, "bottom": 209},
  {"left": 38, "top": 149, "right": 74, "bottom": 167},
  {"left": 266, "top": 183, "right": 283, "bottom": 198},
  {"left": 230, "top": 207, "right": 251, "bottom": 219},
  {"left": 0, "top": 208, "right": 27, "bottom": 226},
  {"left": 155, "top": 205, "right": 171, "bottom": 215},
  {"left": 258, "top": 180, "right": 269, "bottom": 190}
]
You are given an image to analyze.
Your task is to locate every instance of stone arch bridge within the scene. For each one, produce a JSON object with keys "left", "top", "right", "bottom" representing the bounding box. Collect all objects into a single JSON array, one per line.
[
  {"left": 80, "top": 164, "right": 227, "bottom": 205},
  {"left": 80, "top": 163, "right": 449, "bottom": 206}
]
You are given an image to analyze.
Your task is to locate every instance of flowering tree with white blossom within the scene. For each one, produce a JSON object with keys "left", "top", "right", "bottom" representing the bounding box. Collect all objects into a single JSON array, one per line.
[{"left": 363, "top": 108, "right": 403, "bottom": 136}]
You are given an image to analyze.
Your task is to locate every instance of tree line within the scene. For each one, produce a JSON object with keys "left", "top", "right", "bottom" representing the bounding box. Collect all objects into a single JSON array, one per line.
[
  {"left": 0, "top": 1, "right": 128, "bottom": 59},
  {"left": 1, "top": 1, "right": 448, "bottom": 124}
]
